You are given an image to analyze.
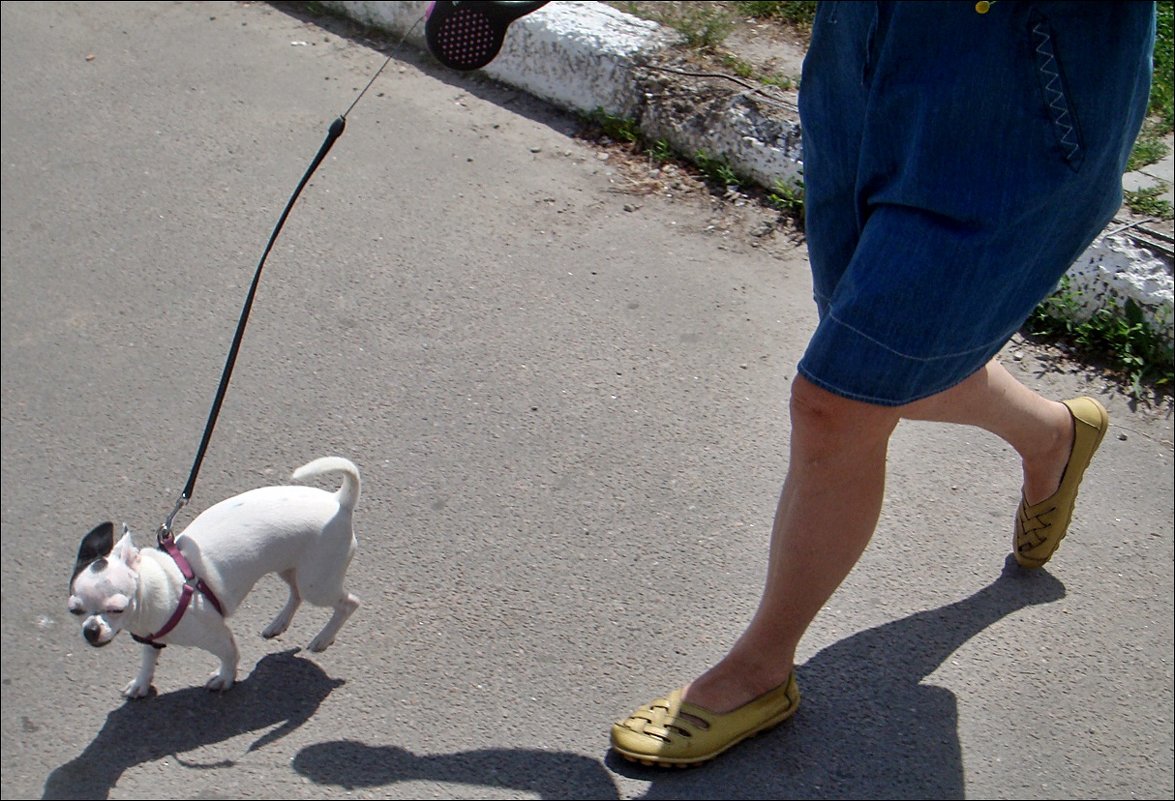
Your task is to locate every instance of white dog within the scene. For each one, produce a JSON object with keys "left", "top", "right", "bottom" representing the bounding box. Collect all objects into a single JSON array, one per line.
[{"left": 68, "top": 457, "right": 361, "bottom": 698}]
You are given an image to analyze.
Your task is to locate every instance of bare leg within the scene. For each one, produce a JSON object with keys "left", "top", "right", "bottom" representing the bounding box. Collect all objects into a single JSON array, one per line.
[
  {"left": 682, "top": 361, "right": 1073, "bottom": 713},
  {"left": 901, "top": 360, "right": 1074, "bottom": 505},
  {"left": 683, "top": 374, "right": 901, "bottom": 712}
]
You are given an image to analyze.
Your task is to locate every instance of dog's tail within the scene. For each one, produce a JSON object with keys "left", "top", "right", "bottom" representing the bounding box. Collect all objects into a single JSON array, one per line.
[{"left": 291, "top": 457, "right": 361, "bottom": 511}]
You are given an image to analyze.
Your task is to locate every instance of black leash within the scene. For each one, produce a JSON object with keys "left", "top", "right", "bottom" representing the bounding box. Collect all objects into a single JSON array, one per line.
[
  {"left": 157, "top": 17, "right": 421, "bottom": 543},
  {"left": 156, "top": 2, "right": 550, "bottom": 542}
]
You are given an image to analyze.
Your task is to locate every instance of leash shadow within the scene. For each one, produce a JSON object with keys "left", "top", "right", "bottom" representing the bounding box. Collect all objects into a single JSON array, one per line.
[
  {"left": 42, "top": 648, "right": 343, "bottom": 801},
  {"left": 614, "top": 556, "right": 1067, "bottom": 799}
]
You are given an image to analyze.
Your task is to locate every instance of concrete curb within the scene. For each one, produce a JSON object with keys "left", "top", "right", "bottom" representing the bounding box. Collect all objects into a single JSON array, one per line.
[
  {"left": 327, "top": 0, "right": 1173, "bottom": 353},
  {"left": 330, "top": 1, "right": 669, "bottom": 117}
]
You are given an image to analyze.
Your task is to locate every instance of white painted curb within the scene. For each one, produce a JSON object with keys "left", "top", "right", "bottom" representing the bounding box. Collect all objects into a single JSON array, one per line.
[{"left": 328, "top": 1, "right": 670, "bottom": 117}]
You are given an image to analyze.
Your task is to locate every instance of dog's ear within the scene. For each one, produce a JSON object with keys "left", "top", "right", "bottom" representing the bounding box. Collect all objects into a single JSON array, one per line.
[
  {"left": 112, "top": 528, "right": 140, "bottom": 569},
  {"left": 72, "top": 522, "right": 114, "bottom": 583}
]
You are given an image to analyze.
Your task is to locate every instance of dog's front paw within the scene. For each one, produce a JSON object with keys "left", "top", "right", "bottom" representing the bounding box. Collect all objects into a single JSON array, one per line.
[
  {"left": 205, "top": 671, "right": 236, "bottom": 692},
  {"left": 122, "top": 678, "right": 153, "bottom": 699},
  {"left": 261, "top": 617, "right": 291, "bottom": 640},
  {"left": 307, "top": 633, "right": 335, "bottom": 652}
]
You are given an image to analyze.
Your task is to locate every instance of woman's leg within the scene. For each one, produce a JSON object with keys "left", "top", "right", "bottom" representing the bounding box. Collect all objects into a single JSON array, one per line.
[
  {"left": 682, "top": 374, "right": 901, "bottom": 712},
  {"left": 901, "top": 359, "right": 1075, "bottom": 506},
  {"left": 681, "top": 361, "right": 1074, "bottom": 713}
]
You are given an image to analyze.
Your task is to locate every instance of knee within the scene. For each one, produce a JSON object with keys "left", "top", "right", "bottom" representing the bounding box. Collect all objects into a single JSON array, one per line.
[{"left": 789, "top": 375, "right": 899, "bottom": 444}]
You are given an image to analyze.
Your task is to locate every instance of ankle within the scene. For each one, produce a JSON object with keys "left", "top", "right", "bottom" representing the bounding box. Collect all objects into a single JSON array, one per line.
[
  {"left": 683, "top": 655, "right": 795, "bottom": 714},
  {"left": 1021, "top": 402, "right": 1075, "bottom": 505}
]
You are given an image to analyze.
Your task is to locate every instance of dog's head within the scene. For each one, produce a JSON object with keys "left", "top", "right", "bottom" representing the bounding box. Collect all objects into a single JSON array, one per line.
[{"left": 68, "top": 522, "right": 142, "bottom": 647}]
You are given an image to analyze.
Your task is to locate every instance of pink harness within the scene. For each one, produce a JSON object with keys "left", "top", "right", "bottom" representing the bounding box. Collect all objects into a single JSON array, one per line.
[{"left": 132, "top": 537, "right": 224, "bottom": 648}]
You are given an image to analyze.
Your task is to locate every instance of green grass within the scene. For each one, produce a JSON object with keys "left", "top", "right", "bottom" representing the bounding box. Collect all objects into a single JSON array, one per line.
[
  {"left": 767, "top": 176, "right": 805, "bottom": 224},
  {"left": 1151, "top": 0, "right": 1174, "bottom": 131},
  {"left": 1127, "top": 133, "right": 1168, "bottom": 172},
  {"left": 1125, "top": 0, "right": 1173, "bottom": 196},
  {"left": 1124, "top": 185, "right": 1174, "bottom": 220},
  {"left": 612, "top": 1, "right": 733, "bottom": 49},
  {"left": 583, "top": 108, "right": 641, "bottom": 144},
  {"left": 718, "top": 53, "right": 796, "bottom": 90},
  {"left": 742, "top": 1, "right": 818, "bottom": 30},
  {"left": 646, "top": 138, "right": 674, "bottom": 163},
  {"left": 1028, "top": 278, "right": 1173, "bottom": 399},
  {"left": 693, "top": 149, "right": 740, "bottom": 187}
]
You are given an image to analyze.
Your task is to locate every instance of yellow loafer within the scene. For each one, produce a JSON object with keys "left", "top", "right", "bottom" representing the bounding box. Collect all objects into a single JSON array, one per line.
[
  {"left": 1014, "top": 396, "right": 1109, "bottom": 569},
  {"left": 610, "top": 672, "right": 800, "bottom": 767}
]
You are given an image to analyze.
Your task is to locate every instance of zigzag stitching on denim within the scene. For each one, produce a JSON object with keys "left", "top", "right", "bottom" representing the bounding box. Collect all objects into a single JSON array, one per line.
[{"left": 1032, "top": 22, "right": 1079, "bottom": 160}]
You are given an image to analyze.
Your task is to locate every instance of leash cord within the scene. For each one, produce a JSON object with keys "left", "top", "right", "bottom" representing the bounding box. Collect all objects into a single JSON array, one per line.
[{"left": 159, "top": 15, "right": 423, "bottom": 541}]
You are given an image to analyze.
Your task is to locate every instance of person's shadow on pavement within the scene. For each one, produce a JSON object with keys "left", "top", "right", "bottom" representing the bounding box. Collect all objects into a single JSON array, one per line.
[
  {"left": 617, "top": 555, "right": 1066, "bottom": 799},
  {"left": 290, "top": 557, "right": 1063, "bottom": 799},
  {"left": 42, "top": 649, "right": 343, "bottom": 801}
]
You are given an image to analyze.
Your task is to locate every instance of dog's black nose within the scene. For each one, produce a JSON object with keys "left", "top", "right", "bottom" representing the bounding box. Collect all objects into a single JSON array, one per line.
[{"left": 83, "top": 624, "right": 102, "bottom": 645}]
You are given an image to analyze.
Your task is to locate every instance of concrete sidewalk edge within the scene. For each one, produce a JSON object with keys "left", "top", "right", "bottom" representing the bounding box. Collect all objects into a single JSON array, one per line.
[{"left": 326, "top": 0, "right": 1173, "bottom": 352}]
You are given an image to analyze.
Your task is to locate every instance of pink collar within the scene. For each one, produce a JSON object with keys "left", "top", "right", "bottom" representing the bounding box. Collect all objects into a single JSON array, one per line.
[{"left": 132, "top": 537, "right": 224, "bottom": 648}]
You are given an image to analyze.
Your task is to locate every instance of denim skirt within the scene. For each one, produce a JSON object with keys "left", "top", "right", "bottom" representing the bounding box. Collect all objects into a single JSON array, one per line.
[{"left": 796, "top": 0, "right": 1155, "bottom": 406}]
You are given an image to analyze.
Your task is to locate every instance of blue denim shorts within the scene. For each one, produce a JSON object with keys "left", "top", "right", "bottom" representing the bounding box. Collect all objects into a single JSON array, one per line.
[{"left": 796, "top": 1, "right": 1154, "bottom": 406}]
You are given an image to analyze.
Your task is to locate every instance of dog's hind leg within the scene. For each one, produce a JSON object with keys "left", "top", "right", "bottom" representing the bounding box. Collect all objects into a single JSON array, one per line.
[
  {"left": 307, "top": 591, "right": 360, "bottom": 652},
  {"left": 262, "top": 568, "right": 301, "bottom": 640}
]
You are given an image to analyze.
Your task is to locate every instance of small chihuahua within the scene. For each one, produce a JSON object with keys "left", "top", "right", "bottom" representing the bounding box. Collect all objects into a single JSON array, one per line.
[{"left": 68, "top": 457, "right": 361, "bottom": 698}]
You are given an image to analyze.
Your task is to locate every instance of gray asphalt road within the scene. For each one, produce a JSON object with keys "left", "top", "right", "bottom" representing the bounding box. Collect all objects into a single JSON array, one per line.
[{"left": 2, "top": 2, "right": 1172, "bottom": 799}]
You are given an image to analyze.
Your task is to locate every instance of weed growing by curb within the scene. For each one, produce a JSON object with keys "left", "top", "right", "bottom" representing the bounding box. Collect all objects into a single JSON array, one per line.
[
  {"left": 743, "top": 1, "right": 818, "bottom": 31},
  {"left": 693, "top": 149, "right": 740, "bottom": 188},
  {"left": 578, "top": 108, "right": 807, "bottom": 229},
  {"left": 1028, "top": 277, "right": 1174, "bottom": 399},
  {"left": 583, "top": 108, "right": 641, "bottom": 143},
  {"left": 612, "top": 1, "right": 733, "bottom": 49},
  {"left": 647, "top": 138, "right": 674, "bottom": 163},
  {"left": 1125, "top": 1, "right": 1173, "bottom": 181},
  {"left": 1124, "top": 185, "right": 1175, "bottom": 221},
  {"left": 1151, "top": 0, "right": 1174, "bottom": 130},
  {"left": 767, "top": 176, "right": 805, "bottom": 226}
]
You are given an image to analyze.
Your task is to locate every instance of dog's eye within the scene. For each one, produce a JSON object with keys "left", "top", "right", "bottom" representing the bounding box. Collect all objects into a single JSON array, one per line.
[
  {"left": 69, "top": 607, "right": 86, "bottom": 616},
  {"left": 105, "top": 608, "right": 126, "bottom": 616}
]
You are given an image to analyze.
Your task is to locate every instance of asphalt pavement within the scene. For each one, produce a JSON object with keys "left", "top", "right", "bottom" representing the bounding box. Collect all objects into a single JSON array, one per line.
[{"left": 2, "top": 3, "right": 1172, "bottom": 800}]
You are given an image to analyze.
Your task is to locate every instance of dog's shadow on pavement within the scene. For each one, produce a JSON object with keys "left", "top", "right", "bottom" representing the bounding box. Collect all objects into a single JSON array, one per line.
[
  {"left": 42, "top": 649, "right": 342, "bottom": 801},
  {"left": 43, "top": 562, "right": 1064, "bottom": 800},
  {"left": 290, "top": 557, "right": 1064, "bottom": 800},
  {"left": 292, "top": 741, "right": 623, "bottom": 800}
]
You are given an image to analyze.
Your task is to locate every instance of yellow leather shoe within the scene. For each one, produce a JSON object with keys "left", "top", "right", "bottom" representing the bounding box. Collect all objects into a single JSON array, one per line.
[
  {"left": 1014, "top": 396, "right": 1109, "bottom": 569},
  {"left": 610, "top": 672, "right": 799, "bottom": 767}
]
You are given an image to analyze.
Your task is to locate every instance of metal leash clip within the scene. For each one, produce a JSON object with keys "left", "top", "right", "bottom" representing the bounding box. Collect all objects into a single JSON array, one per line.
[{"left": 157, "top": 494, "right": 189, "bottom": 543}]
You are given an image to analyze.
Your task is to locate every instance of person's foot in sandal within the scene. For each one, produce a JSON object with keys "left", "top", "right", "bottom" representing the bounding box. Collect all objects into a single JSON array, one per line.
[
  {"left": 610, "top": 672, "right": 800, "bottom": 767},
  {"left": 1014, "top": 396, "right": 1109, "bottom": 569}
]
